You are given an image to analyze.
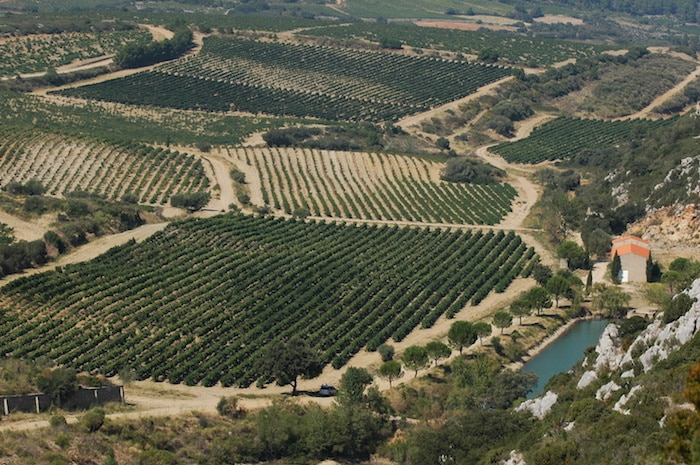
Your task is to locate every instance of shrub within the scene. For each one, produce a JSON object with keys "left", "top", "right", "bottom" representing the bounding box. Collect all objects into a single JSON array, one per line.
[
  {"left": 217, "top": 396, "right": 245, "bottom": 418},
  {"left": 55, "top": 433, "right": 70, "bottom": 449},
  {"left": 44, "top": 231, "right": 67, "bottom": 254},
  {"left": 237, "top": 193, "right": 251, "bottom": 206},
  {"left": 23, "top": 196, "right": 45, "bottom": 213},
  {"left": 50, "top": 415, "right": 67, "bottom": 428},
  {"left": 662, "top": 293, "right": 697, "bottom": 324},
  {"left": 377, "top": 343, "right": 395, "bottom": 362},
  {"left": 195, "top": 141, "right": 212, "bottom": 153},
  {"left": 230, "top": 169, "right": 246, "bottom": 184},
  {"left": 5, "top": 179, "right": 45, "bottom": 195},
  {"left": 81, "top": 408, "right": 105, "bottom": 433},
  {"left": 170, "top": 192, "right": 210, "bottom": 211},
  {"left": 440, "top": 157, "right": 505, "bottom": 184}
]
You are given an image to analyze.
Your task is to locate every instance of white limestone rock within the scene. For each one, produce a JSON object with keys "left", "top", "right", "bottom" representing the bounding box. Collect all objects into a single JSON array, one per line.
[
  {"left": 502, "top": 450, "right": 526, "bottom": 465},
  {"left": 613, "top": 385, "right": 641, "bottom": 415},
  {"left": 577, "top": 370, "right": 598, "bottom": 389},
  {"left": 516, "top": 391, "right": 558, "bottom": 419},
  {"left": 596, "top": 381, "right": 622, "bottom": 401},
  {"left": 593, "top": 323, "right": 623, "bottom": 372}
]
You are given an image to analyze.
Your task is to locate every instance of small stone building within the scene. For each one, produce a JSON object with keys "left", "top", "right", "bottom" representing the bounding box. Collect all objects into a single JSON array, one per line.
[{"left": 610, "top": 235, "right": 651, "bottom": 283}]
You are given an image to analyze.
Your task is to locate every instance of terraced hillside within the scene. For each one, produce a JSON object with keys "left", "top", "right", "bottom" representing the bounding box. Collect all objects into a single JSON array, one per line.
[
  {"left": 0, "top": 214, "right": 538, "bottom": 387},
  {"left": 0, "top": 128, "right": 210, "bottom": 204},
  {"left": 56, "top": 36, "right": 512, "bottom": 122},
  {"left": 227, "top": 147, "right": 516, "bottom": 224}
]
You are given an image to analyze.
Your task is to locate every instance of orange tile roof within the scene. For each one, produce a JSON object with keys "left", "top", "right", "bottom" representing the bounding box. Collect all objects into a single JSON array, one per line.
[
  {"left": 612, "top": 235, "right": 650, "bottom": 245},
  {"left": 611, "top": 243, "right": 651, "bottom": 259}
]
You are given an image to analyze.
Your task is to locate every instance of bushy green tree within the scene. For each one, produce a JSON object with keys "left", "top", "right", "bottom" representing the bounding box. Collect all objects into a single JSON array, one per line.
[
  {"left": 401, "top": 346, "right": 429, "bottom": 378},
  {"left": 448, "top": 321, "right": 477, "bottom": 354},
  {"left": 378, "top": 360, "right": 402, "bottom": 387},
  {"left": 558, "top": 240, "right": 589, "bottom": 270},
  {"left": 256, "top": 337, "right": 322, "bottom": 395},
  {"left": 493, "top": 311, "right": 513, "bottom": 334},
  {"left": 510, "top": 299, "right": 531, "bottom": 325},
  {"left": 425, "top": 341, "right": 451, "bottom": 366},
  {"left": 546, "top": 275, "right": 571, "bottom": 308},
  {"left": 532, "top": 263, "right": 553, "bottom": 286},
  {"left": 474, "top": 321, "right": 492, "bottom": 345},
  {"left": 338, "top": 367, "right": 373, "bottom": 406},
  {"left": 591, "top": 283, "right": 631, "bottom": 318},
  {"left": 170, "top": 191, "right": 210, "bottom": 211},
  {"left": 526, "top": 286, "right": 552, "bottom": 315}
]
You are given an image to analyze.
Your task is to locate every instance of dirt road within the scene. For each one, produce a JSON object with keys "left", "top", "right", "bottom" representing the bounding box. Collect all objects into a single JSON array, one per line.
[{"left": 396, "top": 76, "right": 514, "bottom": 131}]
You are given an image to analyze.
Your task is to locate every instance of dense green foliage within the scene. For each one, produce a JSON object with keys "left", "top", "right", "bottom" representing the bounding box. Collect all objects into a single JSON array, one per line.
[
  {"left": 255, "top": 337, "right": 322, "bottom": 394},
  {"left": 36, "top": 367, "right": 78, "bottom": 407},
  {"left": 0, "top": 215, "right": 537, "bottom": 387},
  {"left": 170, "top": 191, "right": 210, "bottom": 211},
  {"left": 113, "top": 27, "right": 194, "bottom": 69},
  {"left": 57, "top": 36, "right": 510, "bottom": 122},
  {"left": 440, "top": 156, "right": 505, "bottom": 184}
]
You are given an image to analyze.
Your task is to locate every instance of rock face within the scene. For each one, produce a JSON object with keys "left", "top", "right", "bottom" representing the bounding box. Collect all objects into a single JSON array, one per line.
[
  {"left": 632, "top": 204, "right": 700, "bottom": 261},
  {"left": 516, "top": 391, "right": 558, "bottom": 419},
  {"left": 575, "top": 278, "right": 700, "bottom": 414}
]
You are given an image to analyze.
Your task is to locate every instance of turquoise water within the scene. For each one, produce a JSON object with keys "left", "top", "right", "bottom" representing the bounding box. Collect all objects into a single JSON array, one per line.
[{"left": 522, "top": 319, "right": 610, "bottom": 398}]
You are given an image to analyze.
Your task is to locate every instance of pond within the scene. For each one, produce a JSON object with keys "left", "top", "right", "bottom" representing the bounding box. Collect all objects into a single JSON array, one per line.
[{"left": 522, "top": 319, "right": 610, "bottom": 398}]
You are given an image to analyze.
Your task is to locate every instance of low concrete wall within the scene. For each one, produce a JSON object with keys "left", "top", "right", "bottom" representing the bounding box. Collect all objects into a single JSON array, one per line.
[{"left": 1, "top": 386, "right": 124, "bottom": 415}]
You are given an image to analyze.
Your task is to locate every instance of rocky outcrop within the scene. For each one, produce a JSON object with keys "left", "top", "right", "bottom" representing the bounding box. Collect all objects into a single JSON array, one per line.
[
  {"left": 516, "top": 391, "right": 558, "bottom": 419},
  {"left": 575, "top": 278, "right": 700, "bottom": 415}
]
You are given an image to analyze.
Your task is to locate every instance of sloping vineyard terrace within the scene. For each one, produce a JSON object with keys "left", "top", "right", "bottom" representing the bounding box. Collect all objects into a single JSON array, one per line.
[
  {"left": 301, "top": 23, "right": 614, "bottom": 66},
  {"left": 0, "top": 128, "right": 210, "bottom": 204},
  {"left": 0, "top": 29, "right": 151, "bottom": 77},
  {"left": 227, "top": 147, "right": 515, "bottom": 224},
  {"left": 55, "top": 36, "right": 511, "bottom": 122},
  {"left": 489, "top": 116, "right": 676, "bottom": 164},
  {"left": 0, "top": 214, "right": 538, "bottom": 387}
]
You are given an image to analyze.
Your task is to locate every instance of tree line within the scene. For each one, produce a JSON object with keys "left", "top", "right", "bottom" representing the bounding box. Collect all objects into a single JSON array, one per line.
[{"left": 113, "top": 27, "right": 193, "bottom": 69}]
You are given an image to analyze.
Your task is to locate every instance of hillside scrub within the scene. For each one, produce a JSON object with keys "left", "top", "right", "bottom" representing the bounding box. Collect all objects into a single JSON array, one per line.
[{"left": 440, "top": 156, "right": 505, "bottom": 184}]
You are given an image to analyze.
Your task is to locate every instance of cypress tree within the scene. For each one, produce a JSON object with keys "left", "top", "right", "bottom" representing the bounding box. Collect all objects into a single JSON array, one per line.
[{"left": 611, "top": 252, "right": 622, "bottom": 284}]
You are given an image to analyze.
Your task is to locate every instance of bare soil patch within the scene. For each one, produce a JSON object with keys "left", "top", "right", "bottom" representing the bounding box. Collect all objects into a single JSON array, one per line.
[
  {"left": 533, "top": 14, "right": 583, "bottom": 25},
  {"left": 414, "top": 19, "right": 516, "bottom": 32},
  {"left": 0, "top": 211, "right": 46, "bottom": 242}
]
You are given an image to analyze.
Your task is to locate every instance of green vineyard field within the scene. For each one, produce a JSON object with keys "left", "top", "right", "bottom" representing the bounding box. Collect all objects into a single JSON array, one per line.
[
  {"left": 301, "top": 23, "right": 613, "bottom": 66},
  {"left": 489, "top": 117, "right": 676, "bottom": 164},
  {"left": 0, "top": 214, "right": 538, "bottom": 387},
  {"left": 0, "top": 128, "right": 210, "bottom": 204},
  {"left": 56, "top": 36, "right": 511, "bottom": 122},
  {"left": 0, "top": 29, "right": 150, "bottom": 77},
  {"left": 227, "top": 147, "right": 516, "bottom": 224}
]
